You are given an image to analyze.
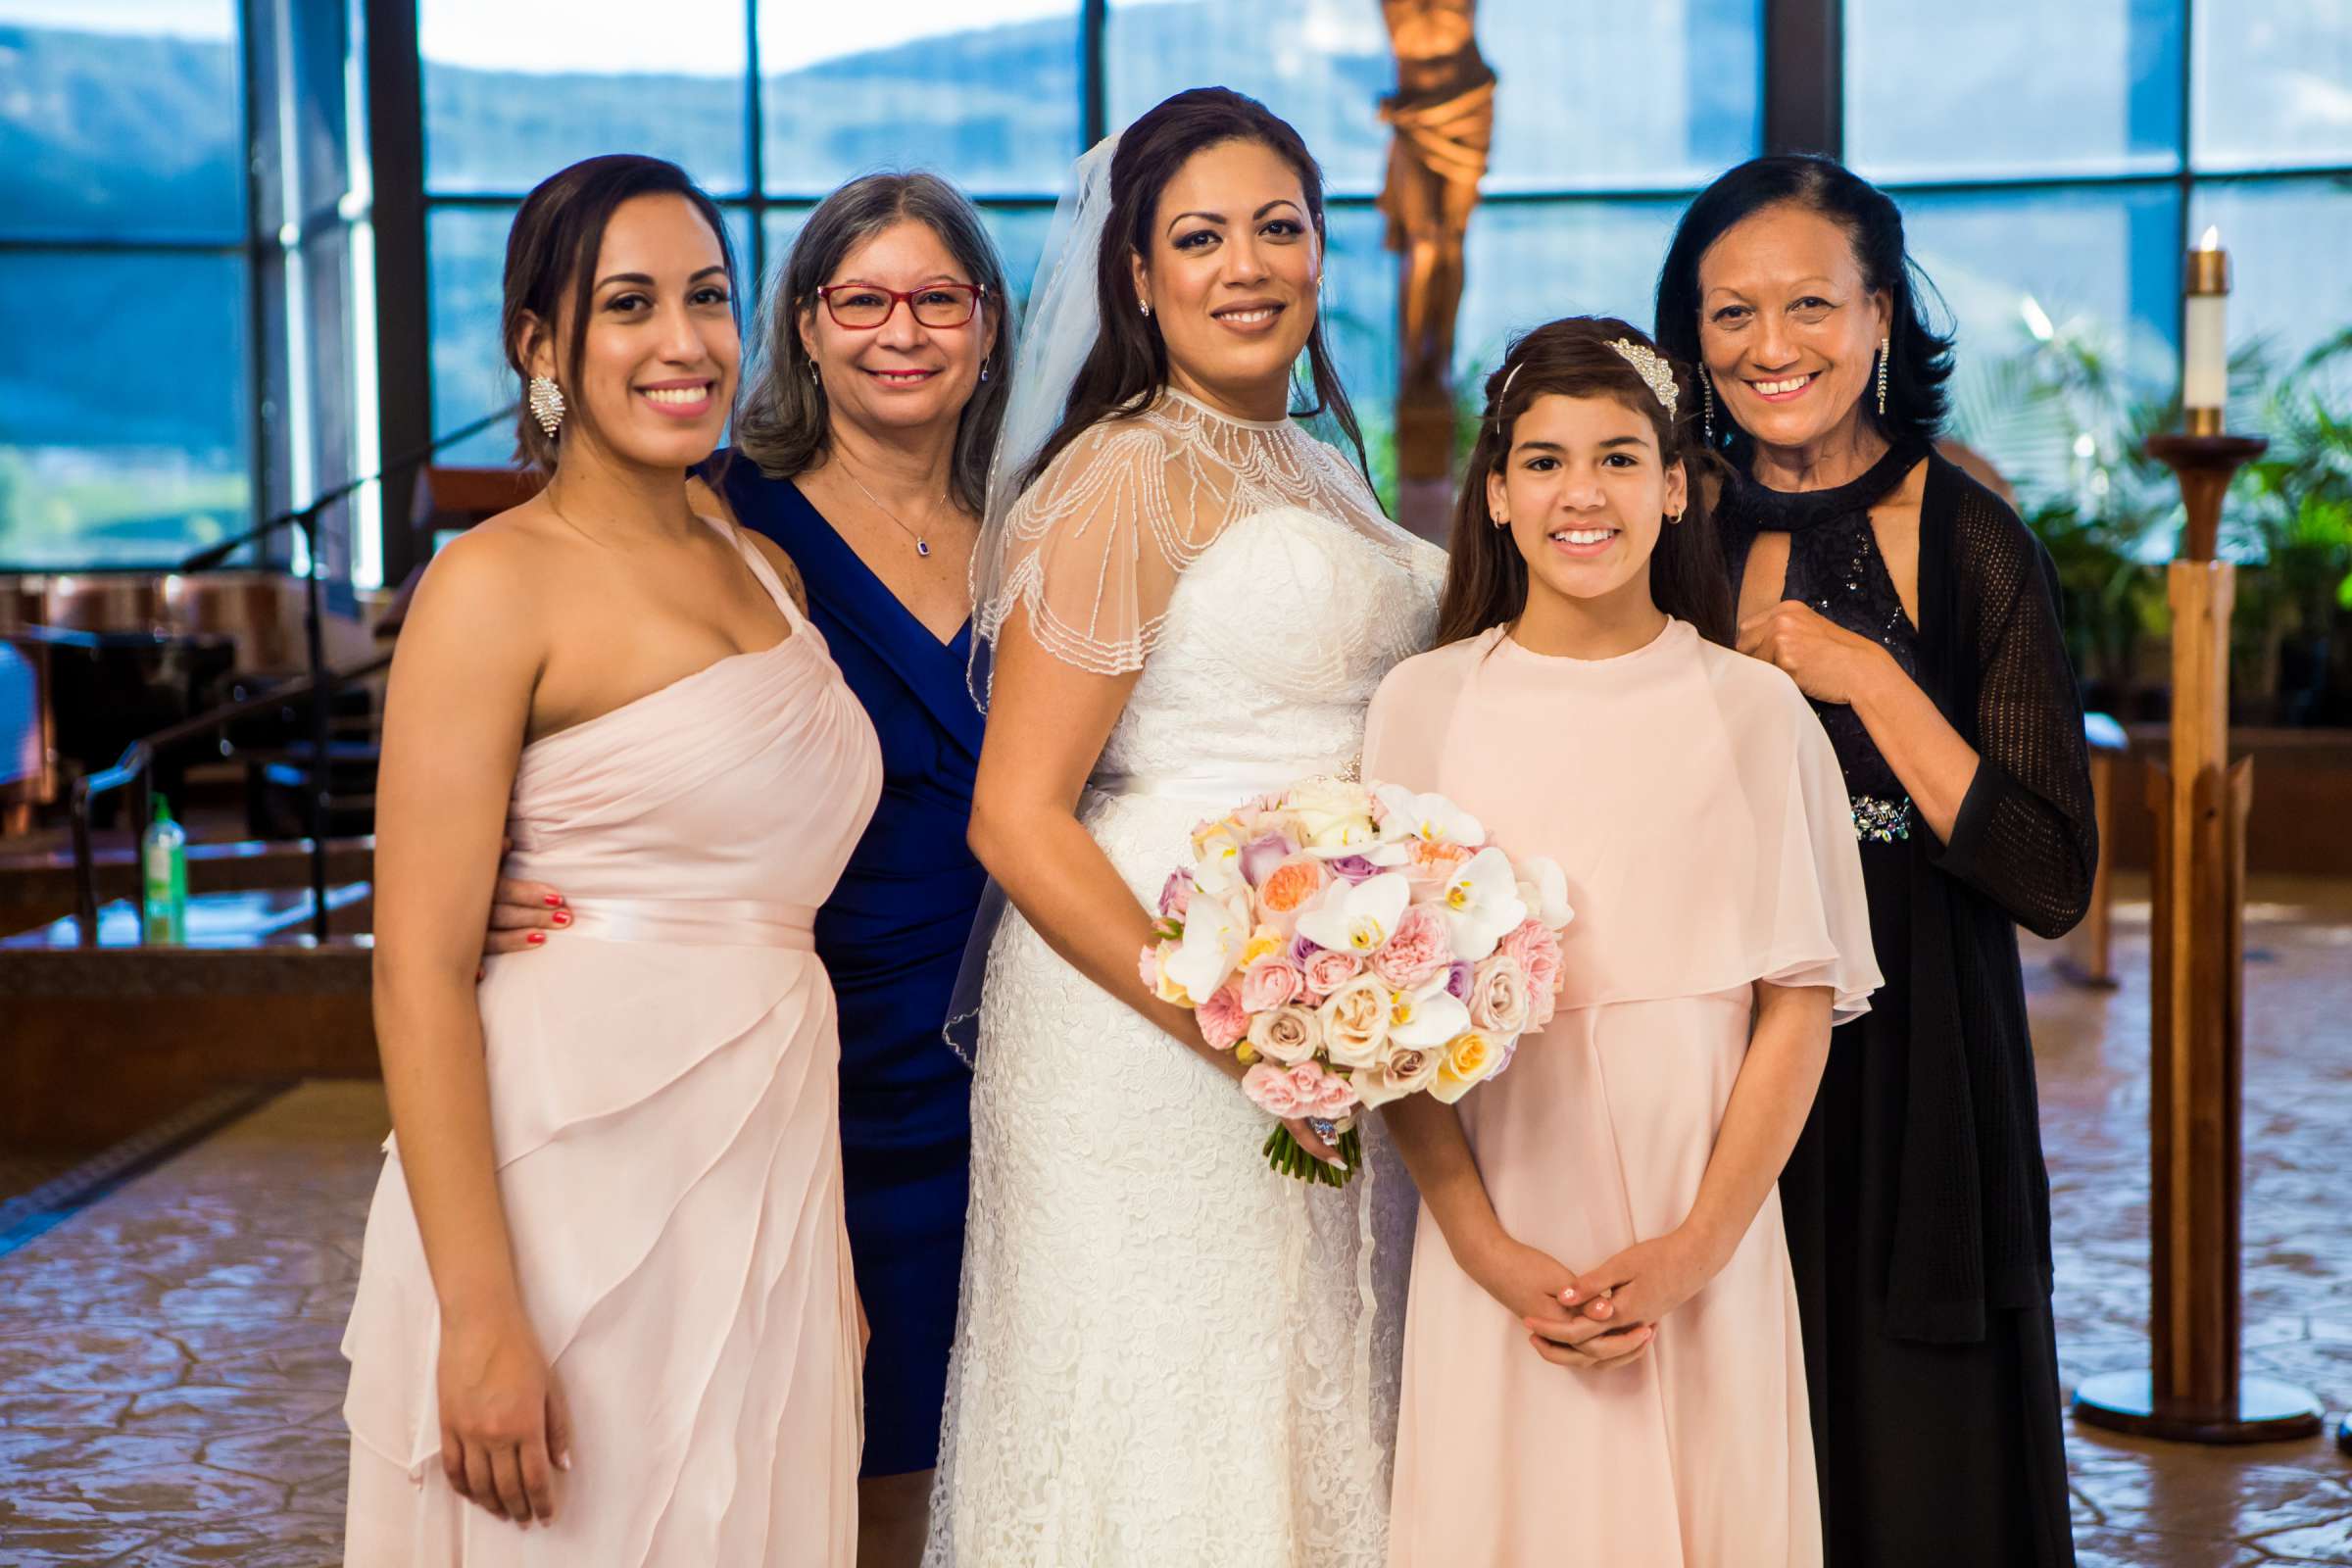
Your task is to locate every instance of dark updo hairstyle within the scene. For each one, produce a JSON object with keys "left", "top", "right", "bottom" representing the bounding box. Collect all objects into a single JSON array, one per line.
[
  {"left": 1020, "top": 86, "right": 1370, "bottom": 489},
  {"left": 1653, "top": 154, "right": 1954, "bottom": 462},
  {"left": 1434, "top": 316, "right": 1735, "bottom": 649},
  {"left": 738, "top": 171, "right": 1012, "bottom": 516},
  {"left": 500, "top": 154, "right": 740, "bottom": 470}
]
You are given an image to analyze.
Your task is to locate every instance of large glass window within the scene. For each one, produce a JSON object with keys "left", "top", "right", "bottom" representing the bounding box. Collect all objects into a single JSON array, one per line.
[
  {"left": 1847, "top": 0, "right": 2181, "bottom": 182},
  {"left": 0, "top": 1, "right": 245, "bottom": 244},
  {"left": 761, "top": 2, "right": 1083, "bottom": 199},
  {"left": 0, "top": 250, "right": 251, "bottom": 568},
  {"left": 1107, "top": 0, "right": 1395, "bottom": 195},
  {"left": 419, "top": 0, "right": 750, "bottom": 196},
  {"left": 1849, "top": 0, "right": 2352, "bottom": 494},
  {"left": 420, "top": 2, "right": 1090, "bottom": 476},
  {"left": 2191, "top": 2, "right": 2352, "bottom": 172},
  {"left": 1103, "top": 0, "right": 1762, "bottom": 433},
  {"left": 1476, "top": 0, "right": 1760, "bottom": 194},
  {"left": 0, "top": 0, "right": 252, "bottom": 569}
]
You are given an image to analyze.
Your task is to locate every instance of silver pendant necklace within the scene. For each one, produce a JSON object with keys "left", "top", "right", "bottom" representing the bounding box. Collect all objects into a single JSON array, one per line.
[{"left": 837, "top": 461, "right": 943, "bottom": 559}]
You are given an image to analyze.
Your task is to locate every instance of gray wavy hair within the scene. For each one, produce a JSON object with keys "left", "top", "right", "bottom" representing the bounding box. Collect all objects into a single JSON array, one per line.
[{"left": 737, "top": 172, "right": 1013, "bottom": 515}]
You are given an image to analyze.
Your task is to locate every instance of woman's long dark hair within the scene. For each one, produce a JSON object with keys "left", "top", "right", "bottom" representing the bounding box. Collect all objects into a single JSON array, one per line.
[
  {"left": 1653, "top": 154, "right": 1954, "bottom": 462},
  {"left": 737, "top": 171, "right": 1012, "bottom": 516},
  {"left": 501, "top": 154, "right": 740, "bottom": 470},
  {"left": 1434, "top": 316, "right": 1735, "bottom": 649},
  {"left": 1020, "top": 86, "right": 1370, "bottom": 490}
]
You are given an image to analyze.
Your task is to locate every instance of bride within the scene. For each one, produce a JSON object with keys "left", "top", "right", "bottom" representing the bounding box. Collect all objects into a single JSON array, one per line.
[{"left": 927, "top": 88, "right": 1446, "bottom": 1565}]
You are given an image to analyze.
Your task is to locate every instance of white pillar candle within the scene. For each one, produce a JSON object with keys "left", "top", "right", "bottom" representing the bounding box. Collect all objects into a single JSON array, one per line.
[{"left": 2183, "top": 227, "right": 2230, "bottom": 422}]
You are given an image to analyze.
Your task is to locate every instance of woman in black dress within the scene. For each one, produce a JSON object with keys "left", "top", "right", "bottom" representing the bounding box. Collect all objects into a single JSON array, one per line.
[{"left": 1652, "top": 155, "right": 2095, "bottom": 1566}]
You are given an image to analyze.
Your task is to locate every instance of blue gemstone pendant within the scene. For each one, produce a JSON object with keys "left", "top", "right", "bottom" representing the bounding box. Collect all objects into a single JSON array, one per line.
[{"left": 916, "top": 538, "right": 931, "bottom": 558}]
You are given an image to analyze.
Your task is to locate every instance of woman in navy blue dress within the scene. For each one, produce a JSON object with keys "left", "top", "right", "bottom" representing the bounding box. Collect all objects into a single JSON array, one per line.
[{"left": 487, "top": 171, "right": 1008, "bottom": 1567}]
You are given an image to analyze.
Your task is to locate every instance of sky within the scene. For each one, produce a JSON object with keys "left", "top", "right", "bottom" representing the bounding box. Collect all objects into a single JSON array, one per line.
[
  {"left": 0, "top": 0, "right": 234, "bottom": 38},
  {"left": 414, "top": 0, "right": 1091, "bottom": 78}
]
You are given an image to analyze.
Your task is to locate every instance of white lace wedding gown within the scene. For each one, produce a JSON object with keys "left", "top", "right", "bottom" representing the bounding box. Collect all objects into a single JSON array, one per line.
[{"left": 926, "top": 392, "right": 1445, "bottom": 1566}]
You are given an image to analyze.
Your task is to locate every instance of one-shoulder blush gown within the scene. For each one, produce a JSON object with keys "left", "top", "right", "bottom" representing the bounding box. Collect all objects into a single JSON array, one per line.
[{"left": 342, "top": 525, "right": 883, "bottom": 1566}]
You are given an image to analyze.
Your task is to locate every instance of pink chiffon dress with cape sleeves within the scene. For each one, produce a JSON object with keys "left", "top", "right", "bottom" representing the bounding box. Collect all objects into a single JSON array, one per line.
[
  {"left": 342, "top": 520, "right": 882, "bottom": 1566},
  {"left": 1366, "top": 620, "right": 1880, "bottom": 1568}
]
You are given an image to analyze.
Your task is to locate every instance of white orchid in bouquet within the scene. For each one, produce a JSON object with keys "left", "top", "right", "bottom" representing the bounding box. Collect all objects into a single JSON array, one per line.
[{"left": 1139, "top": 776, "right": 1574, "bottom": 1186}]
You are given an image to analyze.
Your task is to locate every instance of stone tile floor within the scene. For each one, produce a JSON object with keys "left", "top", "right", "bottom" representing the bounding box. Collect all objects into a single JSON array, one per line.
[{"left": 0, "top": 877, "right": 2346, "bottom": 1565}]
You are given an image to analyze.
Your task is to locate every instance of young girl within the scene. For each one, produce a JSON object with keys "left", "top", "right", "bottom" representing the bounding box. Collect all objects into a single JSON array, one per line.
[{"left": 1371, "top": 317, "right": 1882, "bottom": 1567}]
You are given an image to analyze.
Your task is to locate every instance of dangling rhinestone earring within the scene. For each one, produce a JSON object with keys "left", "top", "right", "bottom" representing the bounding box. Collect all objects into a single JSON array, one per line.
[
  {"left": 527, "top": 375, "right": 564, "bottom": 438},
  {"left": 1876, "top": 336, "right": 1890, "bottom": 417},
  {"left": 808, "top": 361, "right": 821, "bottom": 389},
  {"left": 980, "top": 356, "right": 992, "bottom": 384},
  {"left": 1701, "top": 370, "right": 1715, "bottom": 445},
  {"left": 1139, "top": 298, "right": 1152, "bottom": 318}
]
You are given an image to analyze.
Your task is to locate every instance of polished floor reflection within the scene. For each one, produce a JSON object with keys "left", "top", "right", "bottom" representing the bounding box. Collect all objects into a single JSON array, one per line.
[{"left": 0, "top": 878, "right": 2347, "bottom": 1566}]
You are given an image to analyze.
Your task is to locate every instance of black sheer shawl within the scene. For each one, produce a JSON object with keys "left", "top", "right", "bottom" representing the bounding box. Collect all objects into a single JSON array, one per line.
[{"left": 1888, "top": 450, "right": 2098, "bottom": 1341}]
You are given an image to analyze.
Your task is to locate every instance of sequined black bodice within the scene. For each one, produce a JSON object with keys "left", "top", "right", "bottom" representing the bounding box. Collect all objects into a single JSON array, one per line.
[{"left": 1721, "top": 441, "right": 1927, "bottom": 837}]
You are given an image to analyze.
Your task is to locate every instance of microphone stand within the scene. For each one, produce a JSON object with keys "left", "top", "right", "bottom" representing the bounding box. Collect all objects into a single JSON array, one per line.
[{"left": 173, "top": 405, "right": 516, "bottom": 942}]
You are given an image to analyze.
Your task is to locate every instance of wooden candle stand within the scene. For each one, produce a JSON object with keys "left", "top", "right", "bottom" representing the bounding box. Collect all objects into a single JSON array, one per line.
[{"left": 2072, "top": 434, "right": 2324, "bottom": 1445}]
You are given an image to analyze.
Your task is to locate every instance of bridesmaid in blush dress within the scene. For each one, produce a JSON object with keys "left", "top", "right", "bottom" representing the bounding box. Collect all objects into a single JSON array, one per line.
[
  {"left": 482, "top": 172, "right": 1008, "bottom": 1566},
  {"left": 342, "top": 156, "right": 880, "bottom": 1564}
]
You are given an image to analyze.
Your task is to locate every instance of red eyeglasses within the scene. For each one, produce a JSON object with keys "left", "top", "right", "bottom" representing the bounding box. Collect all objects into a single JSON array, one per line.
[{"left": 815, "top": 282, "right": 987, "bottom": 330}]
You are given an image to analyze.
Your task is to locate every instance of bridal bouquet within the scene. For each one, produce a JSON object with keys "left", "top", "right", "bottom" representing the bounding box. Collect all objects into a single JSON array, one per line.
[{"left": 1140, "top": 778, "right": 1573, "bottom": 1187}]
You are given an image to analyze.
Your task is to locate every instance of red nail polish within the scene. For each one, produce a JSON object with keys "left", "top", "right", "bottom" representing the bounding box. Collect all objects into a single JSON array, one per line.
[
  {"left": 544, "top": 894, "right": 564, "bottom": 907},
  {"left": 552, "top": 910, "right": 570, "bottom": 927},
  {"left": 527, "top": 932, "right": 547, "bottom": 946}
]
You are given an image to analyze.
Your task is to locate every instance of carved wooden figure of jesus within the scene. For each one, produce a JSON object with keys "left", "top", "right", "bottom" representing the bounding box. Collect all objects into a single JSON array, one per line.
[{"left": 1378, "top": 0, "right": 1494, "bottom": 483}]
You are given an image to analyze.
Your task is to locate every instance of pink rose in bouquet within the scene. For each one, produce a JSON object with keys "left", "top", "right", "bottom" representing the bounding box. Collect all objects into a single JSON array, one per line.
[
  {"left": 1370, "top": 904, "right": 1450, "bottom": 990},
  {"left": 1157, "top": 867, "right": 1196, "bottom": 920},
  {"left": 1246, "top": 1004, "right": 1322, "bottom": 1066},
  {"left": 1299, "top": 946, "right": 1365, "bottom": 1002},
  {"left": 1467, "top": 954, "right": 1533, "bottom": 1036},
  {"left": 1243, "top": 1059, "right": 1359, "bottom": 1122},
  {"left": 1196, "top": 984, "right": 1250, "bottom": 1053},
  {"left": 1496, "top": 917, "right": 1565, "bottom": 1029},
  {"left": 1239, "top": 955, "right": 1305, "bottom": 1014},
  {"left": 1350, "top": 1044, "right": 1443, "bottom": 1108}
]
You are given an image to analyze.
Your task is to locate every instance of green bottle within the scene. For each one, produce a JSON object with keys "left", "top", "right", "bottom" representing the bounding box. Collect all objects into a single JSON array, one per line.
[{"left": 142, "top": 795, "right": 189, "bottom": 945}]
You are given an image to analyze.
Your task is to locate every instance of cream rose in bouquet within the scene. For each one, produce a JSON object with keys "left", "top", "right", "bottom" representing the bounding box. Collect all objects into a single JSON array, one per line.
[{"left": 1139, "top": 778, "right": 1574, "bottom": 1186}]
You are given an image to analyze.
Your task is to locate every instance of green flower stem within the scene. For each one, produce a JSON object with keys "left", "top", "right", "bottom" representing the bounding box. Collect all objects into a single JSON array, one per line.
[{"left": 1260, "top": 1124, "right": 1364, "bottom": 1188}]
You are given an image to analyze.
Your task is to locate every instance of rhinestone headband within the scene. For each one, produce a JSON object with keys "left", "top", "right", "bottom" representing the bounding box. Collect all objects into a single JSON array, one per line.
[
  {"left": 1494, "top": 360, "right": 1523, "bottom": 412},
  {"left": 1607, "top": 338, "right": 1679, "bottom": 418}
]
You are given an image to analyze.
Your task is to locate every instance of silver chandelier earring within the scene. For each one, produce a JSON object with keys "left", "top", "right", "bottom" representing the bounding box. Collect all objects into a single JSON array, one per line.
[
  {"left": 1876, "top": 336, "right": 1890, "bottom": 416},
  {"left": 527, "top": 375, "right": 564, "bottom": 438},
  {"left": 1701, "top": 369, "right": 1715, "bottom": 445}
]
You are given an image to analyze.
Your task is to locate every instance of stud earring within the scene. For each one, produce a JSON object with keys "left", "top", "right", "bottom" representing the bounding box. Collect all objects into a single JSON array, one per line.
[
  {"left": 527, "top": 375, "right": 564, "bottom": 438},
  {"left": 1701, "top": 370, "right": 1715, "bottom": 445},
  {"left": 1876, "top": 336, "right": 1890, "bottom": 417}
]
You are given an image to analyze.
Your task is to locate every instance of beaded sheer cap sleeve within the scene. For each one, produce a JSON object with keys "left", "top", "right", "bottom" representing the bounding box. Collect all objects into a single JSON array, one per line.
[{"left": 971, "top": 391, "right": 1435, "bottom": 690}]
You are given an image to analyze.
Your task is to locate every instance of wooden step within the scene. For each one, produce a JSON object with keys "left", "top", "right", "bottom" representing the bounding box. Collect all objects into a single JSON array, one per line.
[{"left": 0, "top": 888, "right": 376, "bottom": 1152}]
